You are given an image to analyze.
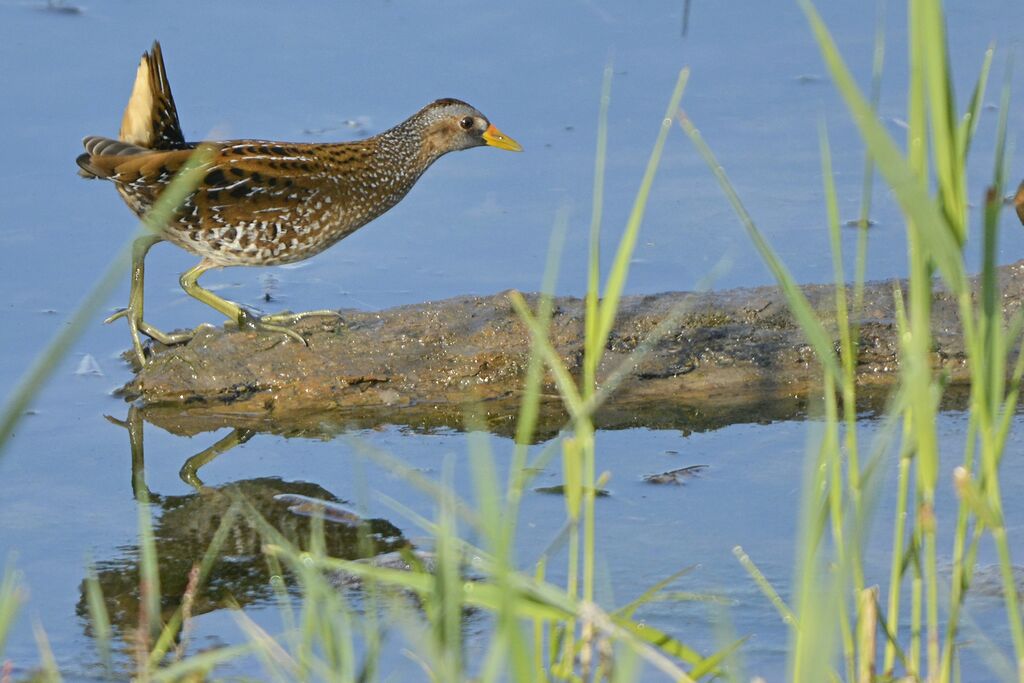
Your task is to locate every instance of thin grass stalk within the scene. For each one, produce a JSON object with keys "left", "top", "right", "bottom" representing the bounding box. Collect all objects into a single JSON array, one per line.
[
  {"left": 909, "top": 536, "right": 923, "bottom": 678},
  {"left": 345, "top": 438, "right": 484, "bottom": 532},
  {"left": 555, "top": 438, "right": 582, "bottom": 679},
  {"left": 853, "top": 0, "right": 886, "bottom": 265},
  {"left": 883, "top": 432, "right": 915, "bottom": 677},
  {"left": 791, "top": 422, "right": 841, "bottom": 682},
  {"left": 297, "top": 578, "right": 318, "bottom": 678},
  {"left": 506, "top": 208, "right": 569, "bottom": 552},
  {"left": 885, "top": 265, "right": 918, "bottom": 678},
  {"left": 855, "top": 587, "right": 879, "bottom": 683},
  {"left": 299, "top": 513, "right": 717, "bottom": 678},
  {"left": 149, "top": 643, "right": 251, "bottom": 682},
  {"left": 581, "top": 425, "right": 597, "bottom": 607},
  {"left": 32, "top": 619, "right": 60, "bottom": 683},
  {"left": 850, "top": 0, "right": 884, "bottom": 369},
  {"left": 437, "top": 457, "right": 463, "bottom": 680},
  {"left": 857, "top": 0, "right": 885, "bottom": 230},
  {"left": 591, "top": 69, "right": 689, "bottom": 369},
  {"left": 942, "top": 393, "right": 981, "bottom": 681},
  {"left": 469, "top": 432, "right": 531, "bottom": 683},
  {"left": 822, "top": 373, "right": 856, "bottom": 682},
  {"left": 584, "top": 65, "right": 614, "bottom": 394},
  {"left": 147, "top": 501, "right": 244, "bottom": 671},
  {"left": 678, "top": 112, "right": 843, "bottom": 384},
  {"left": 979, "top": 419, "right": 1024, "bottom": 670},
  {"left": 0, "top": 144, "right": 213, "bottom": 452},
  {"left": 919, "top": 0, "right": 967, "bottom": 244},
  {"left": 572, "top": 261, "right": 729, "bottom": 436},
  {"left": 906, "top": 5, "right": 942, "bottom": 679},
  {"left": 277, "top": 515, "right": 364, "bottom": 679},
  {"left": 576, "top": 73, "right": 630, "bottom": 683},
  {"left": 941, "top": 60, "right": 1015, "bottom": 682},
  {"left": 957, "top": 47, "right": 994, "bottom": 171},
  {"left": 509, "top": 292, "right": 586, "bottom": 420},
  {"left": 975, "top": 61, "right": 1024, "bottom": 666},
  {"left": 135, "top": 490, "right": 162, "bottom": 678},
  {"left": 732, "top": 547, "right": 796, "bottom": 627},
  {"left": 84, "top": 560, "right": 113, "bottom": 678},
  {"left": 534, "top": 559, "right": 550, "bottom": 682},
  {"left": 0, "top": 559, "right": 24, "bottom": 663},
  {"left": 820, "top": 119, "right": 867, "bottom": 587},
  {"left": 681, "top": 92, "right": 851, "bottom": 680},
  {"left": 266, "top": 554, "right": 299, "bottom": 666},
  {"left": 232, "top": 605, "right": 298, "bottom": 681}
]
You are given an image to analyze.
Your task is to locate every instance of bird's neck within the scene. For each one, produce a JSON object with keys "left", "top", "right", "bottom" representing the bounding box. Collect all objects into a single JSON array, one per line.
[{"left": 381, "top": 109, "right": 451, "bottom": 167}]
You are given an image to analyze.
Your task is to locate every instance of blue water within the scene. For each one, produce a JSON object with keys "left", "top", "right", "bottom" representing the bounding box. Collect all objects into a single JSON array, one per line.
[{"left": 2, "top": 0, "right": 1024, "bottom": 680}]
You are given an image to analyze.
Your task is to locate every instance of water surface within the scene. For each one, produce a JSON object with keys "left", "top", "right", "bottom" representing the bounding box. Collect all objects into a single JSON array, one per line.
[{"left": 2, "top": 0, "right": 1024, "bottom": 680}]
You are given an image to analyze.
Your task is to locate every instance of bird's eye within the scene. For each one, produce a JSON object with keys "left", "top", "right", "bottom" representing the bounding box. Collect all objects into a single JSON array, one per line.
[{"left": 459, "top": 116, "right": 475, "bottom": 130}]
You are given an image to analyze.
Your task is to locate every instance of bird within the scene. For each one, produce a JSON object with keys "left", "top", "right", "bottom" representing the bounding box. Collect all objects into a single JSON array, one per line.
[
  {"left": 1015, "top": 180, "right": 1024, "bottom": 227},
  {"left": 77, "top": 41, "right": 522, "bottom": 366}
]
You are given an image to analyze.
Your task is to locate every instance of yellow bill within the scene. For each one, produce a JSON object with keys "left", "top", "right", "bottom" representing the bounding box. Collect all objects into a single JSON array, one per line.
[{"left": 482, "top": 123, "right": 523, "bottom": 152}]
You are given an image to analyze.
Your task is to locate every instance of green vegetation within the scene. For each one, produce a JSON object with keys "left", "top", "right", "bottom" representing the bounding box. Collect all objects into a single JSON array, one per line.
[
  {"left": 680, "top": 0, "right": 1023, "bottom": 680},
  {"left": 1, "top": 0, "right": 1022, "bottom": 680}
]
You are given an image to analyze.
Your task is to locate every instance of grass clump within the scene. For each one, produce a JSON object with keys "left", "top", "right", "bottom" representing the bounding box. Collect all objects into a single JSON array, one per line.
[{"left": 678, "top": 0, "right": 1024, "bottom": 680}]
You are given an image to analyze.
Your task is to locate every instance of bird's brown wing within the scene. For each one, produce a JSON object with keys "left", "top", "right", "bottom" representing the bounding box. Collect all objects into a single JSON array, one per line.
[{"left": 77, "top": 139, "right": 340, "bottom": 229}]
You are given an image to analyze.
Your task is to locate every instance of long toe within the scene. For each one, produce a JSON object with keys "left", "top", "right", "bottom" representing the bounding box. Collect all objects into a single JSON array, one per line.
[
  {"left": 256, "top": 319, "right": 308, "bottom": 347},
  {"left": 259, "top": 309, "right": 342, "bottom": 325},
  {"left": 137, "top": 321, "right": 196, "bottom": 346}
]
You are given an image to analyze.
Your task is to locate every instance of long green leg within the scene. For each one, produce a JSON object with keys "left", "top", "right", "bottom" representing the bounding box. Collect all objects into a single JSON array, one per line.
[
  {"left": 178, "top": 428, "right": 256, "bottom": 490},
  {"left": 105, "top": 235, "right": 193, "bottom": 366},
  {"left": 180, "top": 259, "right": 307, "bottom": 345}
]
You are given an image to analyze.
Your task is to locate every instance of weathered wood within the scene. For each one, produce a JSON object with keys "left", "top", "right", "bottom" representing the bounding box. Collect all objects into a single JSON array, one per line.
[{"left": 128, "top": 261, "right": 1024, "bottom": 437}]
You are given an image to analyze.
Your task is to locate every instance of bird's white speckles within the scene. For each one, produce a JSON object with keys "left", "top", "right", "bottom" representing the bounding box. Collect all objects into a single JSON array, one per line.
[{"left": 107, "top": 99, "right": 488, "bottom": 268}]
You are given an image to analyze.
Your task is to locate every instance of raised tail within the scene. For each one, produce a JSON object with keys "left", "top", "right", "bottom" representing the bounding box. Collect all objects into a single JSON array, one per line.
[
  {"left": 79, "top": 41, "right": 188, "bottom": 179},
  {"left": 118, "top": 41, "right": 187, "bottom": 150}
]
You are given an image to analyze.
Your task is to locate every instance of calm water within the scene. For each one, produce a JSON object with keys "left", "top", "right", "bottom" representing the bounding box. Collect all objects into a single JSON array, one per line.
[{"left": 2, "top": 0, "right": 1024, "bottom": 680}]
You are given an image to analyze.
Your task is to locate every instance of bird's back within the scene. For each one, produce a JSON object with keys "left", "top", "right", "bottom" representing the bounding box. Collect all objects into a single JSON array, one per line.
[{"left": 76, "top": 40, "right": 429, "bottom": 266}]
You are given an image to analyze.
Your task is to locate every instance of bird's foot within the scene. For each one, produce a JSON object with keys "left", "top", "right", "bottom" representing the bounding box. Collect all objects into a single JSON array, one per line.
[
  {"left": 105, "top": 308, "right": 195, "bottom": 366},
  {"left": 236, "top": 308, "right": 309, "bottom": 346}
]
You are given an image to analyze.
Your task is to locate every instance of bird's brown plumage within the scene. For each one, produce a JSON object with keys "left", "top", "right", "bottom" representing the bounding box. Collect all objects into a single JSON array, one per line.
[
  {"left": 78, "top": 133, "right": 432, "bottom": 266},
  {"left": 76, "top": 55, "right": 515, "bottom": 266},
  {"left": 77, "top": 41, "right": 520, "bottom": 362}
]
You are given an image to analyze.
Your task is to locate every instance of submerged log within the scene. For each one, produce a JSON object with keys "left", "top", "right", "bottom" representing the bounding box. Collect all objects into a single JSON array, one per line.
[{"left": 129, "top": 260, "right": 1024, "bottom": 437}]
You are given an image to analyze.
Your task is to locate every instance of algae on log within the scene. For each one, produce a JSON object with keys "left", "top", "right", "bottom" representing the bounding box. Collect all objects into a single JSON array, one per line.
[{"left": 128, "top": 261, "right": 1024, "bottom": 437}]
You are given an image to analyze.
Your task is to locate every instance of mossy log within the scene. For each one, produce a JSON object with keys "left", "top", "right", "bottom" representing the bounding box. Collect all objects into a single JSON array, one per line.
[{"left": 129, "top": 261, "right": 1024, "bottom": 437}]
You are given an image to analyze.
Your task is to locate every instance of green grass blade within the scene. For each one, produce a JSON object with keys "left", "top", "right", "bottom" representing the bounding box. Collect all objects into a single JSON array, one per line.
[
  {"left": 800, "top": 0, "right": 967, "bottom": 295},
  {"left": 84, "top": 560, "right": 114, "bottom": 677},
  {"left": 918, "top": 0, "right": 967, "bottom": 243},
  {"left": 687, "top": 635, "right": 749, "bottom": 680},
  {"left": 150, "top": 643, "right": 254, "bottom": 682},
  {"left": 679, "top": 112, "right": 842, "bottom": 384},
  {"left": 0, "top": 558, "right": 24, "bottom": 662},
  {"left": 958, "top": 44, "right": 994, "bottom": 166},
  {"left": 594, "top": 69, "right": 689, "bottom": 366},
  {"left": 0, "top": 145, "right": 214, "bottom": 453},
  {"left": 612, "top": 618, "right": 704, "bottom": 669},
  {"left": 585, "top": 65, "right": 614, "bottom": 393},
  {"left": 32, "top": 618, "right": 62, "bottom": 682},
  {"left": 732, "top": 546, "right": 796, "bottom": 626},
  {"left": 508, "top": 290, "right": 586, "bottom": 419},
  {"left": 613, "top": 565, "right": 697, "bottom": 621}
]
